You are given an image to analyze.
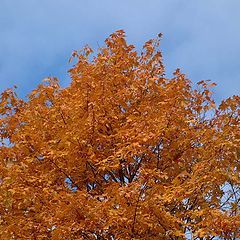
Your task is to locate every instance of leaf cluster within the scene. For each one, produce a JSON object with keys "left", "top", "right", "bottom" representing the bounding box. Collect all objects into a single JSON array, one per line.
[{"left": 0, "top": 30, "right": 239, "bottom": 239}]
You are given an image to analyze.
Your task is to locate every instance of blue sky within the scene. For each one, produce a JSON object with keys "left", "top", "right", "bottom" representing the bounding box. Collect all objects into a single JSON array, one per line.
[{"left": 0, "top": 0, "right": 239, "bottom": 102}]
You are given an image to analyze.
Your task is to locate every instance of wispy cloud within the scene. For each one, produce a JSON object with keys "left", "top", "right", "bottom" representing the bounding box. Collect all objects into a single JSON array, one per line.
[{"left": 0, "top": 0, "right": 239, "bottom": 101}]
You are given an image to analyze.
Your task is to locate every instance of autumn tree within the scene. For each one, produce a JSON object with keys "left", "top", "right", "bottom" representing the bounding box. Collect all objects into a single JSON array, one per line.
[{"left": 0, "top": 30, "right": 239, "bottom": 240}]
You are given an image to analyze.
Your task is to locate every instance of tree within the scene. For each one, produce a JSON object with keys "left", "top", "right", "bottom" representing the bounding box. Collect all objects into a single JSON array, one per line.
[{"left": 0, "top": 30, "right": 239, "bottom": 240}]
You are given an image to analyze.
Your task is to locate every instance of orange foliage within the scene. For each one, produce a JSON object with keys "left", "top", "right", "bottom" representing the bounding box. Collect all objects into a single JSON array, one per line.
[{"left": 0, "top": 30, "right": 239, "bottom": 239}]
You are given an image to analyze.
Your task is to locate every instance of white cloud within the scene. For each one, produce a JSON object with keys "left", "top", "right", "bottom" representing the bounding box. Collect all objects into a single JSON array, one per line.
[{"left": 0, "top": 0, "right": 239, "bottom": 100}]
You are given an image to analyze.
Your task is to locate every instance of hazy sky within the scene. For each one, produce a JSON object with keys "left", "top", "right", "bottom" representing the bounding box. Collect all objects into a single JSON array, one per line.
[{"left": 0, "top": 0, "right": 239, "bottom": 102}]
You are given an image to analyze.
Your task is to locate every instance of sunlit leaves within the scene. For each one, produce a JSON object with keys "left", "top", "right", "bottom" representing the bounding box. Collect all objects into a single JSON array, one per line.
[{"left": 0, "top": 30, "right": 239, "bottom": 239}]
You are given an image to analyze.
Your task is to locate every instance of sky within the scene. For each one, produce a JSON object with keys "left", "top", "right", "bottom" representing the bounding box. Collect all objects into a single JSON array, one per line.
[{"left": 0, "top": 0, "right": 240, "bottom": 102}]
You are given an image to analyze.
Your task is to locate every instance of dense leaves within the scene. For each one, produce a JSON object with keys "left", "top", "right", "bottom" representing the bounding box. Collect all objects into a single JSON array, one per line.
[{"left": 0, "top": 30, "right": 239, "bottom": 239}]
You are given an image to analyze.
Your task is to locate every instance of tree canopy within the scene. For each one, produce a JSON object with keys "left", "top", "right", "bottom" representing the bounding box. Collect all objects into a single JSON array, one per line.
[{"left": 0, "top": 30, "right": 239, "bottom": 239}]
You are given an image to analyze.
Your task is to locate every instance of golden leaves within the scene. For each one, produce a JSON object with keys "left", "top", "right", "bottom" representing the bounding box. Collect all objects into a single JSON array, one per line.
[{"left": 0, "top": 30, "right": 239, "bottom": 239}]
